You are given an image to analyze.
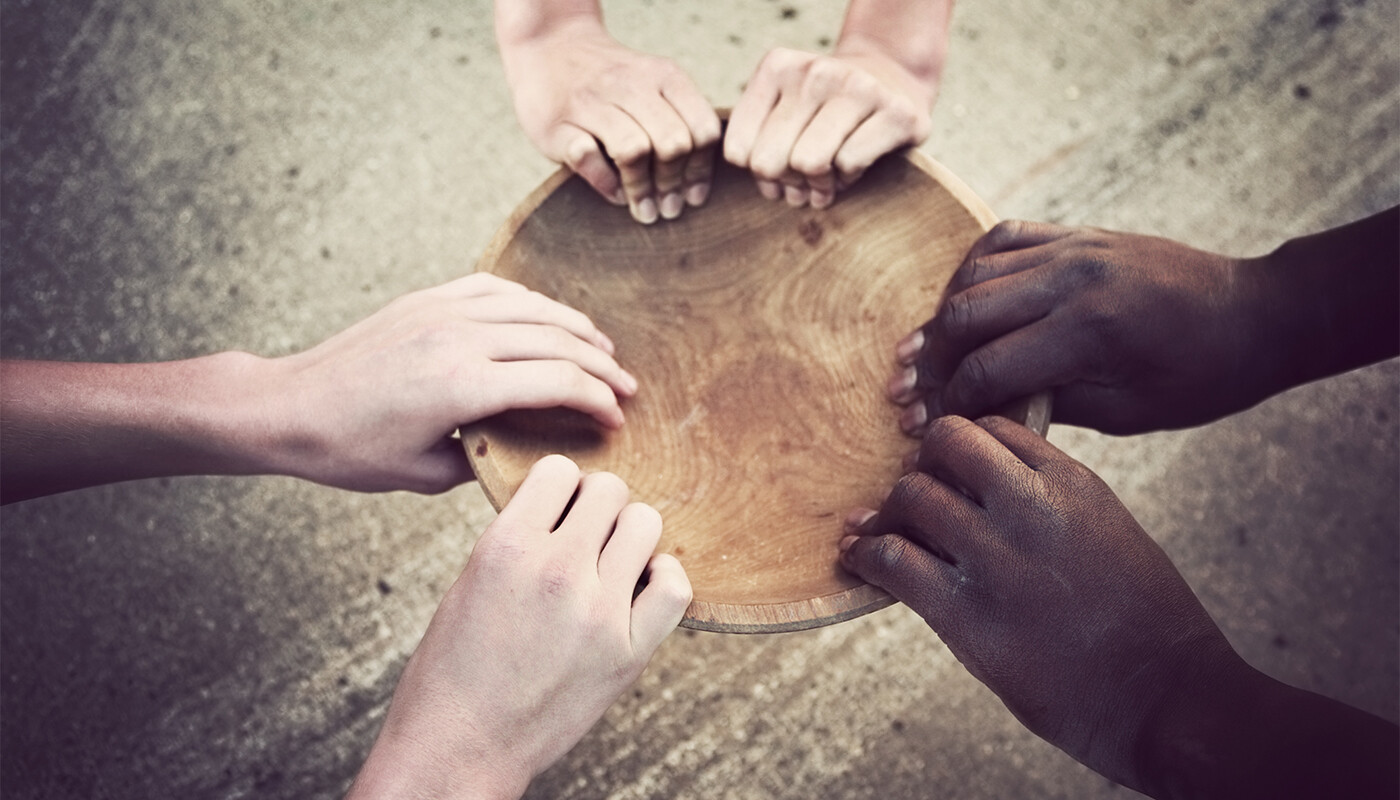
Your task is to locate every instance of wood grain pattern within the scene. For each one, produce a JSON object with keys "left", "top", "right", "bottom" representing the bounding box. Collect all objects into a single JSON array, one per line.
[{"left": 464, "top": 151, "right": 1050, "bottom": 633}]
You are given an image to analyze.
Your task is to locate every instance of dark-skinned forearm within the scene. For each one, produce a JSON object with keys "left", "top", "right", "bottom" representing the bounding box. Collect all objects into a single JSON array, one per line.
[{"left": 1249, "top": 206, "right": 1400, "bottom": 397}]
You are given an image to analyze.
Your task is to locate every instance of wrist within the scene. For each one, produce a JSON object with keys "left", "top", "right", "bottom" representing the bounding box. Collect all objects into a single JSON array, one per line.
[
  {"left": 349, "top": 710, "right": 531, "bottom": 800},
  {"left": 495, "top": 1, "right": 606, "bottom": 51}
]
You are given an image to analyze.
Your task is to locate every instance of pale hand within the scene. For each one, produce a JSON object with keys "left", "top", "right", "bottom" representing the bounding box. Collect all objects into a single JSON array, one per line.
[
  {"left": 724, "top": 47, "right": 932, "bottom": 209},
  {"left": 268, "top": 273, "right": 637, "bottom": 494},
  {"left": 348, "top": 455, "right": 693, "bottom": 799},
  {"left": 501, "top": 18, "right": 721, "bottom": 225}
]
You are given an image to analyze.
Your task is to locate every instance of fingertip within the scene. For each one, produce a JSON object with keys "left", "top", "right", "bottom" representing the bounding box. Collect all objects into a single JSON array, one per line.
[
  {"left": 810, "top": 189, "right": 834, "bottom": 210},
  {"left": 659, "top": 192, "right": 684, "bottom": 220},
  {"left": 631, "top": 197, "right": 659, "bottom": 225},
  {"left": 900, "top": 402, "right": 929, "bottom": 435},
  {"left": 896, "top": 330, "right": 925, "bottom": 365},
  {"left": 842, "top": 508, "right": 877, "bottom": 535},
  {"left": 685, "top": 182, "right": 710, "bottom": 207},
  {"left": 757, "top": 179, "right": 782, "bottom": 201},
  {"left": 783, "top": 185, "right": 808, "bottom": 207}
]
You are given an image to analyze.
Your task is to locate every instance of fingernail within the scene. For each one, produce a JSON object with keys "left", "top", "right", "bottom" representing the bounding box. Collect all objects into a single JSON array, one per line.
[
  {"left": 758, "top": 181, "right": 781, "bottom": 201},
  {"left": 843, "top": 508, "right": 876, "bottom": 534},
  {"left": 888, "top": 366, "right": 919, "bottom": 402},
  {"left": 811, "top": 191, "right": 834, "bottom": 210},
  {"left": 900, "top": 402, "right": 928, "bottom": 435},
  {"left": 896, "top": 330, "right": 925, "bottom": 365},
  {"left": 784, "top": 185, "right": 806, "bottom": 207},
  {"left": 633, "top": 198, "right": 658, "bottom": 225},
  {"left": 621, "top": 369, "right": 639, "bottom": 394},
  {"left": 685, "top": 183, "right": 710, "bottom": 207},
  {"left": 660, "top": 192, "right": 684, "bottom": 220},
  {"left": 597, "top": 331, "right": 616, "bottom": 355},
  {"left": 610, "top": 188, "right": 627, "bottom": 206},
  {"left": 838, "top": 535, "right": 859, "bottom": 553}
]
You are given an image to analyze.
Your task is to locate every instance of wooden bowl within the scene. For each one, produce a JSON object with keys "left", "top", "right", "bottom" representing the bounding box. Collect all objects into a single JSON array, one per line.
[{"left": 463, "top": 151, "right": 1051, "bottom": 633}]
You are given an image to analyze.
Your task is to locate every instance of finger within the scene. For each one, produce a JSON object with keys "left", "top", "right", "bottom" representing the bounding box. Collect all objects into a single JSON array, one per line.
[
  {"left": 494, "top": 454, "right": 583, "bottom": 534},
  {"left": 946, "top": 221, "right": 1074, "bottom": 296},
  {"left": 660, "top": 84, "right": 721, "bottom": 209},
  {"left": 555, "top": 470, "right": 631, "bottom": 552},
  {"left": 547, "top": 122, "right": 626, "bottom": 206},
  {"left": 747, "top": 91, "right": 825, "bottom": 182},
  {"left": 940, "top": 322, "right": 1085, "bottom": 422},
  {"left": 484, "top": 323, "right": 636, "bottom": 398},
  {"left": 926, "top": 266, "right": 1059, "bottom": 379},
  {"left": 480, "top": 361, "right": 627, "bottom": 429},
  {"left": 438, "top": 273, "right": 530, "bottom": 298},
  {"left": 838, "top": 532, "right": 960, "bottom": 624},
  {"left": 912, "top": 416, "right": 1032, "bottom": 508},
  {"left": 682, "top": 142, "right": 717, "bottom": 207},
  {"left": 630, "top": 553, "right": 692, "bottom": 655},
  {"left": 874, "top": 469, "right": 984, "bottom": 560},
  {"left": 832, "top": 104, "right": 925, "bottom": 181},
  {"left": 462, "top": 291, "right": 615, "bottom": 355},
  {"left": 783, "top": 183, "right": 809, "bottom": 208},
  {"left": 598, "top": 502, "right": 663, "bottom": 591},
  {"left": 622, "top": 93, "right": 694, "bottom": 219},
  {"left": 756, "top": 178, "right": 783, "bottom": 201},
  {"left": 571, "top": 103, "right": 659, "bottom": 223},
  {"left": 789, "top": 95, "right": 874, "bottom": 189},
  {"left": 974, "top": 415, "right": 1060, "bottom": 471},
  {"left": 723, "top": 54, "right": 785, "bottom": 168}
]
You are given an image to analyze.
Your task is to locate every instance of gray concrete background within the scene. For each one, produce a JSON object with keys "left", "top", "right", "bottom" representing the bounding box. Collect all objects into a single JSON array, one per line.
[{"left": 1, "top": 0, "right": 1396, "bottom": 798}]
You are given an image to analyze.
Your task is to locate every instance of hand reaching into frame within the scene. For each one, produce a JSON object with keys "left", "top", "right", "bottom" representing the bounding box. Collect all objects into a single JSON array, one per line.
[
  {"left": 888, "top": 209, "right": 1400, "bottom": 437},
  {"left": 348, "top": 455, "right": 693, "bottom": 799},
  {"left": 840, "top": 415, "right": 1399, "bottom": 799},
  {"left": 0, "top": 273, "right": 636, "bottom": 503},
  {"left": 723, "top": 0, "right": 950, "bottom": 209},
  {"left": 270, "top": 272, "right": 637, "bottom": 494},
  {"left": 496, "top": 6, "right": 721, "bottom": 225}
]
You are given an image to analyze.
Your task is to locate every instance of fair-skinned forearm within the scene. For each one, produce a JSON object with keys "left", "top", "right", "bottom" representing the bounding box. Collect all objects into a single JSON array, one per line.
[
  {"left": 835, "top": 0, "right": 954, "bottom": 104},
  {"left": 1, "top": 355, "right": 285, "bottom": 503}
]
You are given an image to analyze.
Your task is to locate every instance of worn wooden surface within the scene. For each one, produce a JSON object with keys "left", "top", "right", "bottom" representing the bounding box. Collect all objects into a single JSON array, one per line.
[
  {"left": 466, "top": 153, "right": 1048, "bottom": 633},
  {"left": 1, "top": 1, "right": 1396, "bottom": 798}
]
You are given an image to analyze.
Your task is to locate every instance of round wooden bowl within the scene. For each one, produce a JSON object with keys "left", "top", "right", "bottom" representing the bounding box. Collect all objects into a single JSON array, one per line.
[{"left": 464, "top": 150, "right": 1051, "bottom": 634}]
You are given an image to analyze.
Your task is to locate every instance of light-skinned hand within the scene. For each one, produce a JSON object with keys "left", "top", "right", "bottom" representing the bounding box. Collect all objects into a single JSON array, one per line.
[
  {"left": 724, "top": 45, "right": 933, "bottom": 209},
  {"left": 349, "top": 455, "right": 693, "bottom": 799},
  {"left": 268, "top": 272, "right": 637, "bottom": 493},
  {"left": 497, "top": 12, "right": 720, "bottom": 225}
]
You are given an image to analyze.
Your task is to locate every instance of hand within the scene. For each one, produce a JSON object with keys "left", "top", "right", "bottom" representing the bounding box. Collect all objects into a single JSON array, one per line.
[
  {"left": 840, "top": 415, "right": 1245, "bottom": 791},
  {"left": 269, "top": 273, "right": 637, "bottom": 494},
  {"left": 349, "top": 455, "right": 692, "bottom": 799},
  {"left": 888, "top": 221, "right": 1267, "bottom": 436},
  {"left": 723, "top": 45, "right": 933, "bottom": 209},
  {"left": 498, "top": 15, "right": 720, "bottom": 224}
]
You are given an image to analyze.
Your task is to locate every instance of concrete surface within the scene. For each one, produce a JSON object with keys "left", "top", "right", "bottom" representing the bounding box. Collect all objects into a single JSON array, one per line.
[{"left": 1, "top": 0, "right": 1396, "bottom": 797}]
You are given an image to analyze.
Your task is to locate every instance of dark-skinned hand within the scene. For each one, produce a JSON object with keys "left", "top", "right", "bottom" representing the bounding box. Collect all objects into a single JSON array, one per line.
[
  {"left": 840, "top": 415, "right": 1399, "bottom": 799},
  {"left": 887, "top": 221, "right": 1265, "bottom": 436},
  {"left": 890, "top": 210, "right": 1400, "bottom": 438}
]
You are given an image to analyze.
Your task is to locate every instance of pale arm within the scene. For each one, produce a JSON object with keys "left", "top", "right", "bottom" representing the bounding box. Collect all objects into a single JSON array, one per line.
[{"left": 1, "top": 274, "right": 636, "bottom": 503}]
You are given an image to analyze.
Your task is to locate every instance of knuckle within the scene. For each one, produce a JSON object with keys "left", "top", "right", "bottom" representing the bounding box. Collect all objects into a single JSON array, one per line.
[
  {"left": 653, "top": 133, "right": 692, "bottom": 163},
  {"left": 789, "top": 149, "right": 832, "bottom": 177},
  {"left": 607, "top": 133, "right": 652, "bottom": 166},
  {"left": 868, "top": 535, "right": 914, "bottom": 577},
  {"left": 956, "top": 351, "right": 995, "bottom": 401},
  {"left": 583, "top": 470, "right": 630, "bottom": 499},
  {"left": 938, "top": 291, "right": 978, "bottom": 341}
]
